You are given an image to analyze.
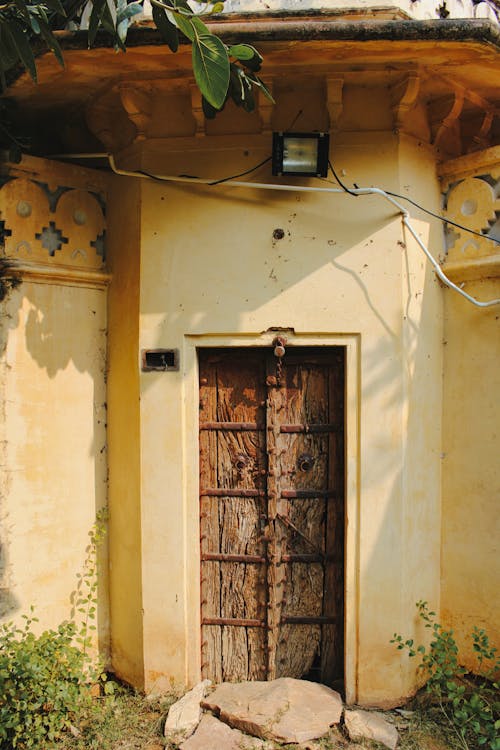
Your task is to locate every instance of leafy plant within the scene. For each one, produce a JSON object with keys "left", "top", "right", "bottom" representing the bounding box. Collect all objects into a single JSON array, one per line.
[
  {"left": 0, "top": 0, "right": 272, "bottom": 114},
  {"left": 70, "top": 506, "right": 108, "bottom": 671},
  {"left": 0, "top": 509, "right": 109, "bottom": 749},
  {"left": 391, "top": 601, "right": 500, "bottom": 750}
]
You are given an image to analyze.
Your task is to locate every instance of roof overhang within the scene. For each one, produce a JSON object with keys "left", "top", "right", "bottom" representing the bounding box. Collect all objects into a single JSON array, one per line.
[{"left": 2, "top": 16, "right": 499, "bottom": 156}]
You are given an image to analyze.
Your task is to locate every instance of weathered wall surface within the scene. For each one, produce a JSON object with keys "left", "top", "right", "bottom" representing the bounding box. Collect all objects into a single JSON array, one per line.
[
  {"left": 1, "top": 90, "right": 497, "bottom": 710},
  {"left": 0, "top": 159, "right": 110, "bottom": 655},
  {"left": 127, "top": 96, "right": 444, "bottom": 703},
  {"left": 439, "top": 149, "right": 500, "bottom": 668}
]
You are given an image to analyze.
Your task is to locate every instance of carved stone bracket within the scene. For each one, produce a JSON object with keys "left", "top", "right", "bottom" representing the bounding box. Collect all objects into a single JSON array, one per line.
[
  {"left": 119, "top": 84, "right": 153, "bottom": 142},
  {"left": 390, "top": 72, "right": 420, "bottom": 131},
  {"left": 469, "top": 110, "right": 494, "bottom": 153},
  {"left": 86, "top": 97, "right": 115, "bottom": 151},
  {"left": 85, "top": 86, "right": 136, "bottom": 151},
  {"left": 326, "top": 77, "right": 344, "bottom": 132},
  {"left": 429, "top": 91, "right": 465, "bottom": 153}
]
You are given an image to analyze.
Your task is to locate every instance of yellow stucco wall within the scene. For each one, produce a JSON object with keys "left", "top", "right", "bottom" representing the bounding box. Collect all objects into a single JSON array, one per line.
[
  {"left": 127, "top": 121, "right": 443, "bottom": 704},
  {"left": 0, "top": 160, "right": 110, "bottom": 655},
  {"left": 441, "top": 279, "right": 500, "bottom": 665},
  {"left": 440, "top": 149, "right": 500, "bottom": 669},
  {"left": 1, "top": 103, "right": 498, "bottom": 710}
]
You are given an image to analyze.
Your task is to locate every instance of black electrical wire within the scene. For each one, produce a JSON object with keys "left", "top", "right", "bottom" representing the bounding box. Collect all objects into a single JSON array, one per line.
[
  {"left": 327, "top": 159, "right": 499, "bottom": 245},
  {"left": 209, "top": 156, "right": 272, "bottom": 185},
  {"left": 328, "top": 159, "right": 359, "bottom": 197},
  {"left": 133, "top": 156, "right": 272, "bottom": 186},
  {"left": 130, "top": 152, "right": 499, "bottom": 247},
  {"left": 385, "top": 189, "right": 499, "bottom": 245}
]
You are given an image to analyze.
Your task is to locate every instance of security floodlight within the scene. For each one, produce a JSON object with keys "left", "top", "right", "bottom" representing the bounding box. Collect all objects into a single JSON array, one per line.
[{"left": 272, "top": 132, "right": 330, "bottom": 177}]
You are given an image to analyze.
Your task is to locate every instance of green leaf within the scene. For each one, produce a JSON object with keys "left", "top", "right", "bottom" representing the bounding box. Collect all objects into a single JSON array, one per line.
[
  {"left": 228, "top": 43, "right": 255, "bottom": 61},
  {"left": 4, "top": 21, "right": 37, "bottom": 82},
  {"left": 202, "top": 95, "right": 219, "bottom": 119},
  {"left": 228, "top": 44, "right": 262, "bottom": 71},
  {"left": 210, "top": 1, "right": 224, "bottom": 12},
  {"left": 228, "top": 66, "right": 255, "bottom": 111},
  {"left": 246, "top": 72, "right": 275, "bottom": 103},
  {"left": 192, "top": 33, "right": 229, "bottom": 110},
  {"left": 88, "top": 0, "right": 107, "bottom": 46},
  {"left": 117, "top": 2, "right": 143, "bottom": 22},
  {"left": 152, "top": 3, "right": 178, "bottom": 52},
  {"left": 170, "top": 10, "right": 193, "bottom": 40},
  {"left": 171, "top": 11, "right": 208, "bottom": 43},
  {"left": 37, "top": 17, "right": 64, "bottom": 67}
]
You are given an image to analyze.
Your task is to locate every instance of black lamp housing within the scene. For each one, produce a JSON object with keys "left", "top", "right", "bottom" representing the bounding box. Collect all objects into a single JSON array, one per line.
[{"left": 272, "top": 132, "right": 330, "bottom": 177}]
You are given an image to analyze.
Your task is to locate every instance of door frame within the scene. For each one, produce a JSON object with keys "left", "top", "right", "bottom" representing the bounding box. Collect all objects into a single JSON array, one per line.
[{"left": 183, "top": 331, "right": 360, "bottom": 704}]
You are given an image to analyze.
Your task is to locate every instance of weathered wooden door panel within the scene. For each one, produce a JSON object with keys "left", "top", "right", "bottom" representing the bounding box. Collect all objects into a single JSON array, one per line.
[
  {"left": 200, "top": 351, "right": 268, "bottom": 682},
  {"left": 199, "top": 347, "right": 344, "bottom": 686}
]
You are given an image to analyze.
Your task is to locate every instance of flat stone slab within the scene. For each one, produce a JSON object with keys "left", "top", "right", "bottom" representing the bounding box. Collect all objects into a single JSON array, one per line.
[
  {"left": 180, "top": 714, "right": 267, "bottom": 750},
  {"left": 164, "top": 680, "right": 211, "bottom": 739},
  {"left": 345, "top": 709, "right": 399, "bottom": 750},
  {"left": 201, "top": 677, "right": 343, "bottom": 744}
]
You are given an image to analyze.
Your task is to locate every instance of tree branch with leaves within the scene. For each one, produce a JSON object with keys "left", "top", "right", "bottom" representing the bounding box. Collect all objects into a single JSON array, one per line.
[{"left": 0, "top": 0, "right": 272, "bottom": 113}]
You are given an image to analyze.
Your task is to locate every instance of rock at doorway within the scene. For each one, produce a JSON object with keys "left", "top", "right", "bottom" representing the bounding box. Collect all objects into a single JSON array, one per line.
[
  {"left": 164, "top": 679, "right": 212, "bottom": 740},
  {"left": 180, "top": 714, "right": 268, "bottom": 750},
  {"left": 344, "top": 709, "right": 399, "bottom": 750},
  {"left": 201, "top": 677, "right": 343, "bottom": 744}
]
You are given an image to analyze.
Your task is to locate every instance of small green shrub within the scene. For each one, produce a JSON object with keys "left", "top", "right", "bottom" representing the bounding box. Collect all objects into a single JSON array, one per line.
[
  {"left": 0, "top": 509, "right": 109, "bottom": 749},
  {"left": 0, "top": 612, "right": 90, "bottom": 748},
  {"left": 391, "top": 601, "right": 500, "bottom": 750}
]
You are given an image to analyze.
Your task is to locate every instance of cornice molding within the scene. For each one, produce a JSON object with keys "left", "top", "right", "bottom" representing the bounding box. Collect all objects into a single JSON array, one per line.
[
  {"left": 441, "top": 254, "right": 500, "bottom": 282},
  {"left": 3, "top": 259, "right": 111, "bottom": 289}
]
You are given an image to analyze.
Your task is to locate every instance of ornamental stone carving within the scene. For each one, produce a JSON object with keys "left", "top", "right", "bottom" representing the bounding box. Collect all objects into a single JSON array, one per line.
[
  {"left": 0, "top": 178, "right": 106, "bottom": 270},
  {"left": 445, "top": 176, "right": 499, "bottom": 262}
]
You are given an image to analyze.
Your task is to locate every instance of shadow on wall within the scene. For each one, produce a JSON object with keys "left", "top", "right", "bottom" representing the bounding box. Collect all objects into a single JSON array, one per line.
[
  {"left": 0, "top": 275, "right": 108, "bottom": 654},
  {"left": 0, "top": 170, "right": 109, "bottom": 635},
  {"left": 134, "top": 159, "right": 443, "bottom": 700},
  {"left": 0, "top": 539, "right": 20, "bottom": 618},
  {"left": 138, "top": 175, "right": 402, "bottom": 355}
]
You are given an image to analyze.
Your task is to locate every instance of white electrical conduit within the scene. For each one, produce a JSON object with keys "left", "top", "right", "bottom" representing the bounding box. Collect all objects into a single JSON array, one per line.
[{"left": 60, "top": 152, "right": 500, "bottom": 308}]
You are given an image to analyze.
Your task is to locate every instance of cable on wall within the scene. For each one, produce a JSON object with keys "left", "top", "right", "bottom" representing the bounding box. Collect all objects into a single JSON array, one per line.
[
  {"left": 53, "top": 150, "right": 500, "bottom": 248},
  {"left": 106, "top": 154, "right": 500, "bottom": 309}
]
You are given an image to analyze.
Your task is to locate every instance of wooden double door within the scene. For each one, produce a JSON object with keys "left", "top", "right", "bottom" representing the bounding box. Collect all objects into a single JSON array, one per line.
[{"left": 199, "top": 346, "right": 345, "bottom": 686}]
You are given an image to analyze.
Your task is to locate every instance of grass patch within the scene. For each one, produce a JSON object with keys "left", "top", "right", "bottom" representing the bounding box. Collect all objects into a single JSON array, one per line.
[
  {"left": 49, "top": 681, "right": 497, "bottom": 750},
  {"left": 54, "top": 680, "right": 177, "bottom": 750}
]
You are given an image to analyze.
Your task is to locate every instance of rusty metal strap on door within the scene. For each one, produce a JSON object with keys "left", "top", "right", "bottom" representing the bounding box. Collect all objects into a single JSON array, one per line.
[
  {"left": 201, "top": 553, "right": 266, "bottom": 563},
  {"left": 282, "top": 553, "right": 343, "bottom": 564},
  {"left": 202, "top": 617, "right": 266, "bottom": 627},
  {"left": 200, "top": 488, "right": 266, "bottom": 497},
  {"left": 200, "top": 422, "right": 265, "bottom": 431},
  {"left": 280, "top": 424, "right": 339, "bottom": 434}
]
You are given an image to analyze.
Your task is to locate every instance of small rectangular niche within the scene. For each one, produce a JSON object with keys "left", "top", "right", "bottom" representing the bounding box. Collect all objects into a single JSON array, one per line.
[{"left": 141, "top": 349, "right": 179, "bottom": 372}]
